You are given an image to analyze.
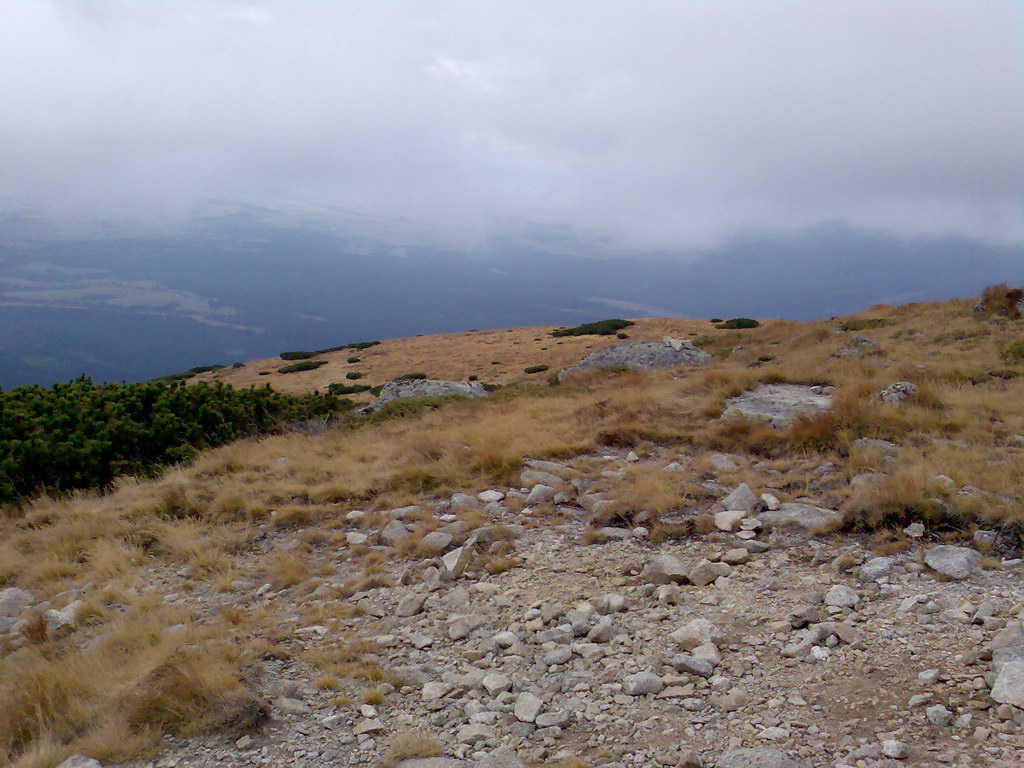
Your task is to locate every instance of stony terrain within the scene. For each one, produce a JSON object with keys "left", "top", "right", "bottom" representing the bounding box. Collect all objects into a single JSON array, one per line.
[
  {"left": 3, "top": 291, "right": 1024, "bottom": 768},
  {"left": 14, "top": 449, "right": 1024, "bottom": 768}
]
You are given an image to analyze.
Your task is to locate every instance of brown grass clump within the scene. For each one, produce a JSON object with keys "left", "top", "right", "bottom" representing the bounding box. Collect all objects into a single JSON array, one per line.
[
  {"left": 380, "top": 731, "right": 443, "bottom": 766},
  {"left": 0, "top": 616, "right": 263, "bottom": 766}
]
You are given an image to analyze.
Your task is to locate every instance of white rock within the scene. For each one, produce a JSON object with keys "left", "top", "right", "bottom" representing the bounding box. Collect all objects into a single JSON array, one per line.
[
  {"left": 881, "top": 740, "right": 909, "bottom": 759},
  {"left": 824, "top": 585, "right": 860, "bottom": 608},
  {"left": 513, "top": 691, "right": 543, "bottom": 722}
]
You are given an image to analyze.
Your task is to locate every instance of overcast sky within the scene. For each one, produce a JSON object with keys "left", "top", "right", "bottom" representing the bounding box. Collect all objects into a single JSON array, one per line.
[{"left": 1, "top": 1, "right": 1021, "bottom": 248}]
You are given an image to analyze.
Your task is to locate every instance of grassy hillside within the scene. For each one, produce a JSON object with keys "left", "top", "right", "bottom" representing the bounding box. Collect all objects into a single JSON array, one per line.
[
  {"left": 1, "top": 293, "right": 1023, "bottom": 767},
  {"left": 189, "top": 317, "right": 718, "bottom": 397}
]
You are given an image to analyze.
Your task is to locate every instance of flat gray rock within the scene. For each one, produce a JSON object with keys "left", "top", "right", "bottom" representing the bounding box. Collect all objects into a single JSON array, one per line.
[
  {"left": 924, "top": 545, "right": 981, "bottom": 579},
  {"left": 558, "top": 337, "right": 710, "bottom": 380},
  {"left": 991, "top": 659, "right": 1024, "bottom": 708},
  {"left": 377, "top": 379, "right": 488, "bottom": 405},
  {"left": 722, "top": 384, "right": 832, "bottom": 428},
  {"left": 397, "top": 760, "right": 467, "bottom": 768},
  {"left": 758, "top": 503, "right": 840, "bottom": 531},
  {"left": 717, "top": 748, "right": 808, "bottom": 768}
]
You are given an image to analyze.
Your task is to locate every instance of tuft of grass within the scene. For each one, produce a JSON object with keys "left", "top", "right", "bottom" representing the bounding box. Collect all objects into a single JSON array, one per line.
[
  {"left": 524, "top": 365, "right": 550, "bottom": 374},
  {"left": 381, "top": 731, "right": 443, "bottom": 767}
]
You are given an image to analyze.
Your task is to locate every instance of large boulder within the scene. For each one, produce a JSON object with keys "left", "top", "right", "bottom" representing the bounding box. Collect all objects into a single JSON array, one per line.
[
  {"left": 558, "top": 337, "right": 710, "bottom": 381},
  {"left": 722, "top": 384, "right": 832, "bottom": 428},
  {"left": 376, "top": 379, "right": 488, "bottom": 406},
  {"left": 758, "top": 503, "right": 840, "bottom": 531},
  {"left": 924, "top": 545, "right": 981, "bottom": 579}
]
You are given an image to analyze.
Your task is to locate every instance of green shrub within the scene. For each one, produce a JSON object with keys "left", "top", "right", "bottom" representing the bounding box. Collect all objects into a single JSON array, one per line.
[
  {"left": 491, "top": 361, "right": 500, "bottom": 365},
  {"left": 0, "top": 377, "right": 339, "bottom": 503},
  {"left": 369, "top": 385, "right": 384, "bottom": 397},
  {"left": 278, "top": 360, "right": 327, "bottom": 374},
  {"left": 482, "top": 383, "right": 501, "bottom": 392},
  {"left": 551, "top": 319, "right": 635, "bottom": 337},
  {"left": 345, "top": 340, "right": 380, "bottom": 351},
  {"left": 524, "top": 365, "right": 549, "bottom": 374},
  {"left": 715, "top": 318, "right": 760, "bottom": 330},
  {"left": 710, "top": 318, "right": 722, "bottom": 324},
  {"left": 345, "top": 371, "right": 363, "bottom": 380},
  {"left": 468, "top": 375, "right": 478, "bottom": 381},
  {"left": 258, "top": 371, "right": 271, "bottom": 376},
  {"left": 347, "top": 356, "right": 361, "bottom": 363},
  {"left": 394, "top": 372, "right": 427, "bottom": 381},
  {"left": 840, "top": 318, "right": 887, "bottom": 332},
  {"left": 232, "top": 362, "right": 244, "bottom": 369},
  {"left": 758, "top": 354, "right": 776, "bottom": 362},
  {"left": 616, "top": 332, "right": 629, "bottom": 339},
  {"left": 280, "top": 351, "right": 316, "bottom": 360},
  {"left": 327, "top": 383, "right": 372, "bottom": 395}
]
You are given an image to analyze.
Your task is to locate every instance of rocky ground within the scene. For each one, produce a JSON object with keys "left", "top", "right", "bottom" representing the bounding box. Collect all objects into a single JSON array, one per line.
[{"left": 23, "top": 446, "right": 1019, "bottom": 768}]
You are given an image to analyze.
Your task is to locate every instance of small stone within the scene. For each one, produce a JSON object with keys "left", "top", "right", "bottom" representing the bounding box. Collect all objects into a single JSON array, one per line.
[
  {"left": 594, "top": 593, "right": 627, "bottom": 614},
  {"left": 689, "top": 559, "right": 732, "bottom": 587},
  {"left": 622, "top": 671, "right": 664, "bottom": 696},
  {"left": 858, "top": 556, "right": 895, "bottom": 582},
  {"left": 482, "top": 672, "right": 513, "bottom": 696},
  {"left": 672, "top": 653, "right": 714, "bottom": 678},
  {"left": 642, "top": 555, "right": 689, "bottom": 584},
  {"left": 396, "top": 593, "right": 426, "bottom": 617},
  {"left": 926, "top": 704, "right": 954, "bottom": 727},
  {"left": 904, "top": 522, "right": 925, "bottom": 538},
  {"left": 722, "top": 483, "right": 758, "bottom": 512},
  {"left": 824, "top": 585, "right": 860, "bottom": 608},
  {"left": 721, "top": 548, "right": 750, "bottom": 565},
  {"left": 353, "top": 717, "right": 384, "bottom": 735},
  {"left": 881, "top": 740, "right": 909, "bottom": 759},
  {"left": 513, "top": 691, "right": 543, "bottom": 722},
  {"left": 235, "top": 735, "right": 254, "bottom": 750}
]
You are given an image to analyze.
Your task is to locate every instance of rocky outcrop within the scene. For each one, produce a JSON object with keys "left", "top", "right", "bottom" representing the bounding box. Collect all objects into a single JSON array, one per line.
[
  {"left": 558, "top": 337, "right": 710, "bottom": 381},
  {"left": 722, "top": 384, "right": 832, "bottom": 428}
]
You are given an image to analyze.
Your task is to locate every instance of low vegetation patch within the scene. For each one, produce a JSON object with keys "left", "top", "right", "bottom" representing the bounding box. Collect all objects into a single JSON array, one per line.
[
  {"left": 715, "top": 317, "right": 760, "bottom": 329},
  {"left": 345, "top": 371, "right": 364, "bottom": 380},
  {"left": 551, "top": 319, "right": 635, "bottom": 337},
  {"left": 393, "top": 372, "right": 427, "bottom": 381},
  {"left": 150, "top": 364, "right": 226, "bottom": 385},
  {"left": 840, "top": 317, "right": 887, "bottom": 331},
  {"left": 279, "top": 350, "right": 317, "bottom": 361},
  {"left": 278, "top": 360, "right": 327, "bottom": 374},
  {"left": 328, "top": 383, "right": 372, "bottom": 395},
  {"left": 524, "top": 365, "right": 550, "bottom": 374},
  {"left": 0, "top": 377, "right": 338, "bottom": 503}
]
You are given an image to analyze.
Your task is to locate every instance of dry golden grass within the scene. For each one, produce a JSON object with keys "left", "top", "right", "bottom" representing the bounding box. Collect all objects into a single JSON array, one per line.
[
  {"left": 380, "top": 731, "right": 443, "bottom": 766},
  {"left": 2, "top": 293, "right": 1023, "bottom": 766},
  {"left": 191, "top": 316, "right": 721, "bottom": 398}
]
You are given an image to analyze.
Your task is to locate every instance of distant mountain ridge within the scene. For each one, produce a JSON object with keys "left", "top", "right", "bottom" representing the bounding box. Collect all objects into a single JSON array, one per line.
[{"left": 1, "top": 209, "right": 1020, "bottom": 388}]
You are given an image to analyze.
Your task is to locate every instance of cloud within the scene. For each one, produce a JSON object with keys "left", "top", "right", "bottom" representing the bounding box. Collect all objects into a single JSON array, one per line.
[{"left": 0, "top": 0, "right": 1021, "bottom": 247}]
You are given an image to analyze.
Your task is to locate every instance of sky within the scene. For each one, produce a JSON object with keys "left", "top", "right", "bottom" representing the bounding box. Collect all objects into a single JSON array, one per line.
[{"left": 1, "top": 0, "right": 1022, "bottom": 249}]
